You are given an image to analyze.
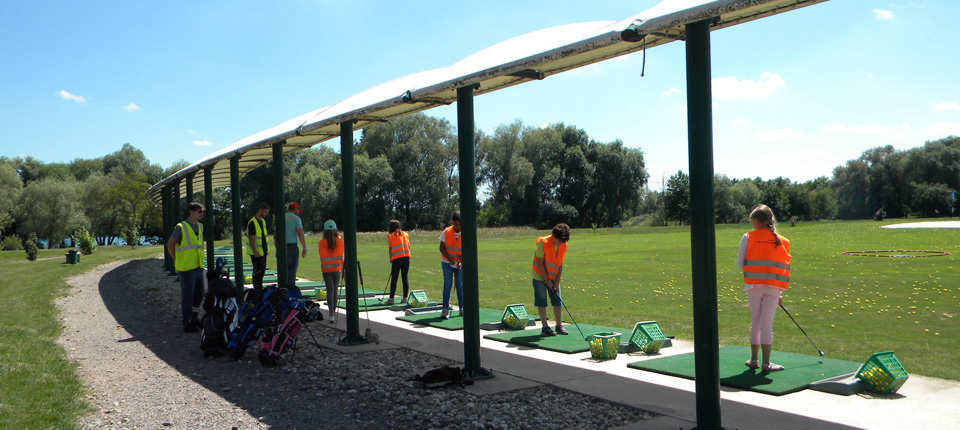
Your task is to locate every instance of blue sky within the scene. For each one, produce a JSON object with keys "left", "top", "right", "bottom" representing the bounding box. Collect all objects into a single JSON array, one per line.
[{"left": 2, "top": 1, "right": 959, "bottom": 189}]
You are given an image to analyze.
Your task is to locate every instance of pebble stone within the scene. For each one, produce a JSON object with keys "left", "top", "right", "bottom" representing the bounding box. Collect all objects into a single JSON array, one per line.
[{"left": 59, "top": 259, "right": 655, "bottom": 429}]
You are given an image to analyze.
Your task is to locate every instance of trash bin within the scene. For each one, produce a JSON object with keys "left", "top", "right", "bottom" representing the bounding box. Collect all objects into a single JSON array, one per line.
[{"left": 66, "top": 249, "right": 78, "bottom": 264}]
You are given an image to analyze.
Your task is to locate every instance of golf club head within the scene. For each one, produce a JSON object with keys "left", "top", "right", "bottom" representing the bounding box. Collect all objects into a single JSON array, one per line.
[{"left": 819, "top": 351, "right": 825, "bottom": 357}]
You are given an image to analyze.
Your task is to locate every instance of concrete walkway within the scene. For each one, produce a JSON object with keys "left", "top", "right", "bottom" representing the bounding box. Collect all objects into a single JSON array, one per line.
[{"left": 320, "top": 301, "right": 960, "bottom": 430}]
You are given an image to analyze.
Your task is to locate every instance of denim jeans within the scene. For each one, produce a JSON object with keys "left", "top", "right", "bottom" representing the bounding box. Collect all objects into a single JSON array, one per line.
[
  {"left": 178, "top": 268, "right": 205, "bottom": 327},
  {"left": 532, "top": 278, "right": 562, "bottom": 308},
  {"left": 286, "top": 244, "right": 300, "bottom": 287},
  {"left": 441, "top": 262, "right": 462, "bottom": 309}
]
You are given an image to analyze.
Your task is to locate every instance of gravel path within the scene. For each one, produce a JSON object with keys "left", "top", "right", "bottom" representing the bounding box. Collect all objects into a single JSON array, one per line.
[{"left": 58, "top": 258, "right": 653, "bottom": 429}]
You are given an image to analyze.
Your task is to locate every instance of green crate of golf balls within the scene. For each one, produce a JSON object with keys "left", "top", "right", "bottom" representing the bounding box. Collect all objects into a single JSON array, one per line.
[
  {"left": 407, "top": 290, "right": 429, "bottom": 308},
  {"left": 587, "top": 332, "right": 621, "bottom": 360},
  {"left": 856, "top": 351, "right": 908, "bottom": 394},
  {"left": 500, "top": 304, "right": 529, "bottom": 330},
  {"left": 629, "top": 321, "right": 666, "bottom": 354},
  {"left": 313, "top": 287, "right": 326, "bottom": 301}
]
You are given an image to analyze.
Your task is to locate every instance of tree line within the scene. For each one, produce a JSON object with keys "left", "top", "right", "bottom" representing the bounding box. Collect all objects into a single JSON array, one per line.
[
  {"left": 2, "top": 115, "right": 957, "bottom": 250},
  {"left": 651, "top": 136, "right": 960, "bottom": 225}
]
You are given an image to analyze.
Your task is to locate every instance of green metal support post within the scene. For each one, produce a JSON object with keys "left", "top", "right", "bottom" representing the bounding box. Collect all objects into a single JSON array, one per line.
[
  {"left": 272, "top": 142, "right": 288, "bottom": 289},
  {"left": 230, "top": 156, "right": 245, "bottom": 297},
  {"left": 686, "top": 19, "right": 722, "bottom": 430},
  {"left": 204, "top": 167, "right": 215, "bottom": 272},
  {"left": 339, "top": 120, "right": 365, "bottom": 344},
  {"left": 170, "top": 180, "right": 181, "bottom": 276},
  {"left": 162, "top": 186, "right": 172, "bottom": 272},
  {"left": 457, "top": 84, "right": 492, "bottom": 379}
]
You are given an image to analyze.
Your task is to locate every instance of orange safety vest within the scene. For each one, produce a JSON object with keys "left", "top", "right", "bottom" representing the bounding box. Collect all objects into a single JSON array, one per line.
[
  {"left": 318, "top": 236, "right": 344, "bottom": 273},
  {"left": 388, "top": 231, "right": 411, "bottom": 261},
  {"left": 532, "top": 235, "right": 566, "bottom": 282},
  {"left": 441, "top": 226, "right": 461, "bottom": 263},
  {"left": 742, "top": 229, "right": 791, "bottom": 289}
]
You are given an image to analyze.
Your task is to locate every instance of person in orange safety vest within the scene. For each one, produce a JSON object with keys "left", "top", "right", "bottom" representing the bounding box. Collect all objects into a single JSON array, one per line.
[
  {"left": 385, "top": 219, "right": 411, "bottom": 305},
  {"left": 531, "top": 223, "right": 570, "bottom": 336},
  {"left": 318, "top": 219, "right": 345, "bottom": 323},
  {"left": 736, "top": 204, "right": 791, "bottom": 372},
  {"left": 438, "top": 212, "right": 462, "bottom": 320}
]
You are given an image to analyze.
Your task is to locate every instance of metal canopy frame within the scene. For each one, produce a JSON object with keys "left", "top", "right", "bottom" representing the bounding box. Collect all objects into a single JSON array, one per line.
[
  {"left": 151, "top": 1, "right": 830, "bottom": 428},
  {"left": 146, "top": 0, "right": 827, "bottom": 204}
]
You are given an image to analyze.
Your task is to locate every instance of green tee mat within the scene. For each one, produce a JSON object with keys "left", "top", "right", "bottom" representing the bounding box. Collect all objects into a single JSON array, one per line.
[
  {"left": 627, "top": 345, "right": 862, "bottom": 396},
  {"left": 397, "top": 308, "right": 505, "bottom": 330},
  {"left": 300, "top": 286, "right": 376, "bottom": 299},
  {"left": 483, "top": 323, "right": 631, "bottom": 353},
  {"left": 337, "top": 297, "right": 400, "bottom": 311}
]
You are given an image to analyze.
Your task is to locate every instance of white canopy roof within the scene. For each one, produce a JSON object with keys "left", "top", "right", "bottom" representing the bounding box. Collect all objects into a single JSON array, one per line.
[{"left": 148, "top": 0, "right": 827, "bottom": 203}]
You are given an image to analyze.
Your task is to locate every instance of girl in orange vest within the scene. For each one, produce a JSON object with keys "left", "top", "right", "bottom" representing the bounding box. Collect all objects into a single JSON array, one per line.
[
  {"left": 737, "top": 204, "right": 791, "bottom": 372},
  {"left": 385, "top": 219, "right": 411, "bottom": 305},
  {"left": 438, "top": 212, "right": 462, "bottom": 320},
  {"left": 318, "top": 220, "right": 345, "bottom": 323}
]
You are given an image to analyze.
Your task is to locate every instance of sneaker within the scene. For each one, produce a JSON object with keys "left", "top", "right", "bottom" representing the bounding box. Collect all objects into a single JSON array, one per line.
[
  {"left": 329, "top": 316, "right": 336, "bottom": 324},
  {"left": 541, "top": 326, "right": 556, "bottom": 337},
  {"left": 555, "top": 325, "right": 569, "bottom": 335},
  {"left": 384, "top": 297, "right": 395, "bottom": 305},
  {"left": 440, "top": 308, "right": 450, "bottom": 320}
]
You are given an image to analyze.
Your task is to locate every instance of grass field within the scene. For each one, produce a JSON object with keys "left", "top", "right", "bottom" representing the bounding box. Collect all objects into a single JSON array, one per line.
[
  {"left": 1, "top": 219, "right": 957, "bottom": 428},
  {"left": 0, "top": 245, "right": 159, "bottom": 429}
]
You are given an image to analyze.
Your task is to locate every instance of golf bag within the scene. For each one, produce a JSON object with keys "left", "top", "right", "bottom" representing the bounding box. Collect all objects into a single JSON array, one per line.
[
  {"left": 257, "top": 287, "right": 314, "bottom": 367},
  {"left": 258, "top": 307, "right": 305, "bottom": 367},
  {"left": 199, "top": 267, "right": 239, "bottom": 357},
  {"left": 225, "top": 286, "right": 280, "bottom": 359}
]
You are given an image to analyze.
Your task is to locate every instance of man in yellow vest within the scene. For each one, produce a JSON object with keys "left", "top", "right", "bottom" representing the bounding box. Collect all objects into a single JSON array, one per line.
[
  {"left": 532, "top": 223, "right": 570, "bottom": 336},
  {"left": 247, "top": 203, "right": 270, "bottom": 291},
  {"left": 165, "top": 202, "right": 206, "bottom": 333}
]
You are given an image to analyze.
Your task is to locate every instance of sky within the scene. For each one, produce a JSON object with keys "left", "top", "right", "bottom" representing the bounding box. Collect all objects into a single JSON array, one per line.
[{"left": 2, "top": 0, "right": 959, "bottom": 190}]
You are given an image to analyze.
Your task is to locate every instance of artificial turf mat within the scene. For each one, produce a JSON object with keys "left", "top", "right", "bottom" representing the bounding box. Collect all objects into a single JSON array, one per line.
[
  {"left": 483, "top": 323, "right": 631, "bottom": 353},
  {"left": 300, "top": 287, "right": 376, "bottom": 299},
  {"left": 627, "top": 345, "right": 862, "bottom": 396},
  {"left": 396, "top": 308, "right": 506, "bottom": 330},
  {"left": 337, "top": 297, "right": 397, "bottom": 311}
]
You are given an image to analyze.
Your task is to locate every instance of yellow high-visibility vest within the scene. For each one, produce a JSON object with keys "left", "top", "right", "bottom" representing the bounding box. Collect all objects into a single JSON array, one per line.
[{"left": 175, "top": 221, "right": 204, "bottom": 272}]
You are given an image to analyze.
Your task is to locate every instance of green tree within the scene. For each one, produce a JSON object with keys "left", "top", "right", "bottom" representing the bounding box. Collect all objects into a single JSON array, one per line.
[
  {"left": 910, "top": 182, "right": 952, "bottom": 218},
  {"left": 81, "top": 172, "right": 121, "bottom": 245},
  {"left": 0, "top": 163, "right": 23, "bottom": 234},
  {"left": 19, "top": 179, "right": 88, "bottom": 248},
  {"left": 663, "top": 171, "right": 690, "bottom": 225}
]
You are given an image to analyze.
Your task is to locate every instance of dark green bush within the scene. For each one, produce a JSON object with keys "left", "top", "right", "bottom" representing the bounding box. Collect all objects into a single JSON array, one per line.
[{"left": 24, "top": 233, "right": 38, "bottom": 261}]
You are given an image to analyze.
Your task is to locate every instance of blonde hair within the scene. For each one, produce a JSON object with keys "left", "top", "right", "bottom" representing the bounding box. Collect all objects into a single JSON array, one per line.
[{"left": 749, "top": 204, "right": 781, "bottom": 247}]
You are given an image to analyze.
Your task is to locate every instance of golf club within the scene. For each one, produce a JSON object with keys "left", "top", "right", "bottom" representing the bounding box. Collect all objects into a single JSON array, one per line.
[
  {"left": 376, "top": 272, "right": 393, "bottom": 303},
  {"left": 557, "top": 296, "right": 587, "bottom": 340},
  {"left": 780, "top": 303, "right": 825, "bottom": 357},
  {"left": 357, "top": 261, "right": 380, "bottom": 343}
]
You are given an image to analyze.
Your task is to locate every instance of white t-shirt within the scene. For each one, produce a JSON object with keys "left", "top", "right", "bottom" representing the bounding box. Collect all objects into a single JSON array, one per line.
[{"left": 439, "top": 229, "right": 461, "bottom": 264}]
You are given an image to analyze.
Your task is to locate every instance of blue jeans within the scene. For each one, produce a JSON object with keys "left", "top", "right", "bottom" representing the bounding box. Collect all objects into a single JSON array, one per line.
[
  {"left": 532, "top": 279, "right": 561, "bottom": 307},
  {"left": 286, "top": 244, "right": 300, "bottom": 287},
  {"left": 441, "top": 262, "right": 462, "bottom": 310},
  {"left": 178, "top": 268, "right": 205, "bottom": 327}
]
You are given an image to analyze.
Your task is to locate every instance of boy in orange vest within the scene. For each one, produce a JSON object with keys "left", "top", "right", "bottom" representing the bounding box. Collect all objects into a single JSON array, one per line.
[
  {"left": 439, "top": 212, "right": 462, "bottom": 320},
  {"left": 532, "top": 223, "right": 570, "bottom": 336}
]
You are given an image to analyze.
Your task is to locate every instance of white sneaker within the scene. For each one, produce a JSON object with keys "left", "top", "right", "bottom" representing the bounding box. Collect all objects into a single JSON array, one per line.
[
  {"left": 384, "top": 297, "right": 395, "bottom": 305},
  {"left": 440, "top": 308, "right": 449, "bottom": 320},
  {"left": 329, "top": 316, "right": 336, "bottom": 324}
]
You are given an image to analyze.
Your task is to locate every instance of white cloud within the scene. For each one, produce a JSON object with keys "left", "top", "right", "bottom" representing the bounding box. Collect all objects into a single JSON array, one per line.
[
  {"left": 928, "top": 122, "right": 960, "bottom": 138},
  {"left": 754, "top": 128, "right": 805, "bottom": 141},
  {"left": 660, "top": 87, "right": 680, "bottom": 98},
  {"left": 932, "top": 101, "right": 960, "bottom": 112},
  {"left": 732, "top": 118, "right": 750, "bottom": 126},
  {"left": 712, "top": 72, "right": 785, "bottom": 100},
  {"left": 122, "top": 102, "right": 139, "bottom": 111},
  {"left": 187, "top": 129, "right": 197, "bottom": 134},
  {"left": 873, "top": 9, "right": 893, "bottom": 20},
  {"left": 192, "top": 139, "right": 214, "bottom": 146},
  {"left": 822, "top": 123, "right": 906, "bottom": 138},
  {"left": 58, "top": 90, "right": 86, "bottom": 103}
]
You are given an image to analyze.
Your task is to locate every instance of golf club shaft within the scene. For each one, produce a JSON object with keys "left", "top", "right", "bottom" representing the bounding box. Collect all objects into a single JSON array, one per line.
[
  {"left": 357, "top": 261, "right": 373, "bottom": 331},
  {"left": 779, "top": 303, "right": 824, "bottom": 355},
  {"left": 558, "top": 296, "right": 586, "bottom": 339}
]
